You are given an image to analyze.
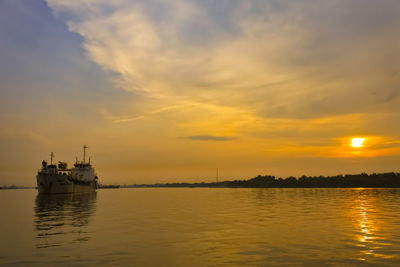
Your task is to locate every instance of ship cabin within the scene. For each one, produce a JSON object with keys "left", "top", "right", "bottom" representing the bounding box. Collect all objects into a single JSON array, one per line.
[
  {"left": 73, "top": 162, "right": 96, "bottom": 182},
  {"left": 39, "top": 160, "right": 72, "bottom": 176},
  {"left": 39, "top": 145, "right": 97, "bottom": 182}
]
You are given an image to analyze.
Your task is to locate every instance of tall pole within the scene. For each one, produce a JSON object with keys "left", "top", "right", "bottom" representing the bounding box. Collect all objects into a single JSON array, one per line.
[
  {"left": 50, "top": 152, "right": 54, "bottom": 165},
  {"left": 83, "top": 144, "right": 88, "bottom": 163},
  {"left": 216, "top": 168, "right": 219, "bottom": 182}
]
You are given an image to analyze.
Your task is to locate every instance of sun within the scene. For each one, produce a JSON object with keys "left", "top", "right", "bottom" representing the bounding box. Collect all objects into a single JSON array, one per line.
[{"left": 351, "top": 138, "right": 365, "bottom": 148}]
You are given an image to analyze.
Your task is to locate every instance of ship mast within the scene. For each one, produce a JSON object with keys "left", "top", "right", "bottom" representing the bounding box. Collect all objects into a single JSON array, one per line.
[
  {"left": 83, "top": 144, "right": 88, "bottom": 163},
  {"left": 50, "top": 152, "right": 54, "bottom": 165}
]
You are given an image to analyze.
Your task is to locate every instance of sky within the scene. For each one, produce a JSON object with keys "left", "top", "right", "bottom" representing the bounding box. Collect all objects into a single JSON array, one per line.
[{"left": 1, "top": 0, "right": 400, "bottom": 186}]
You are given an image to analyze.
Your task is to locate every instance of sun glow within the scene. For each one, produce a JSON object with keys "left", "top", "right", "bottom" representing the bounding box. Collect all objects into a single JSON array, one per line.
[{"left": 351, "top": 138, "right": 365, "bottom": 148}]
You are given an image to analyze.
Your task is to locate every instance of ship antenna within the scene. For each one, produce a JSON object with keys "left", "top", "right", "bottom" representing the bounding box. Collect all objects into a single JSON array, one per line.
[
  {"left": 83, "top": 144, "right": 88, "bottom": 163},
  {"left": 50, "top": 152, "right": 54, "bottom": 165},
  {"left": 216, "top": 167, "right": 219, "bottom": 182}
]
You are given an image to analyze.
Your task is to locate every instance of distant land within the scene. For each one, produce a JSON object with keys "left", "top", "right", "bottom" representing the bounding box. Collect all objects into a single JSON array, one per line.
[
  {"left": 3, "top": 172, "right": 400, "bottom": 190},
  {"left": 98, "top": 184, "right": 121, "bottom": 189},
  {"left": 0, "top": 185, "right": 33, "bottom": 190},
  {"left": 126, "top": 172, "right": 400, "bottom": 188}
]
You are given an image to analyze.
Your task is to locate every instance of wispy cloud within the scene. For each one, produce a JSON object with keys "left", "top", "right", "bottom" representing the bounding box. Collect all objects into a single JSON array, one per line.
[
  {"left": 186, "top": 135, "right": 235, "bottom": 141},
  {"left": 46, "top": 0, "right": 400, "bottom": 120}
]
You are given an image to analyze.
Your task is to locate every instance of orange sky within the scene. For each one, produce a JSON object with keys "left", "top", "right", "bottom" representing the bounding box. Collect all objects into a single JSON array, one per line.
[{"left": 1, "top": 1, "right": 400, "bottom": 186}]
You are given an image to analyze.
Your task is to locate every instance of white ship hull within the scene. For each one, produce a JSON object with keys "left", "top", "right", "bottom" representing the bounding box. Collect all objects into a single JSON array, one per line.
[{"left": 37, "top": 173, "right": 97, "bottom": 194}]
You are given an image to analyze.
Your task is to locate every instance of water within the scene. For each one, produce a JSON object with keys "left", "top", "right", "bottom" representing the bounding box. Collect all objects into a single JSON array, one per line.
[{"left": 1, "top": 188, "right": 400, "bottom": 266}]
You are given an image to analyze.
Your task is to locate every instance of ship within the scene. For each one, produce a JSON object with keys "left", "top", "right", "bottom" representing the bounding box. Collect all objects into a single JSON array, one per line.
[{"left": 36, "top": 145, "right": 99, "bottom": 194}]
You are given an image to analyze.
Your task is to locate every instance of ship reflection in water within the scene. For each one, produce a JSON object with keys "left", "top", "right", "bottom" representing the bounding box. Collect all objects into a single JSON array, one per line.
[{"left": 34, "top": 193, "right": 97, "bottom": 249}]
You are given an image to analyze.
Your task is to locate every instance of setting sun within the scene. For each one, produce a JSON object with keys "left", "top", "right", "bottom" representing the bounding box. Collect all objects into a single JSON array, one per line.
[{"left": 351, "top": 138, "right": 365, "bottom": 148}]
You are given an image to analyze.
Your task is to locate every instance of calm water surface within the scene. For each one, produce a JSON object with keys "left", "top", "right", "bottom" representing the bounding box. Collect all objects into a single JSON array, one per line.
[{"left": 1, "top": 188, "right": 400, "bottom": 266}]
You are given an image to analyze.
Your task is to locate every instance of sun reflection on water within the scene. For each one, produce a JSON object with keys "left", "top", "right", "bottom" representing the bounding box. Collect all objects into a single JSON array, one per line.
[{"left": 353, "top": 190, "right": 395, "bottom": 261}]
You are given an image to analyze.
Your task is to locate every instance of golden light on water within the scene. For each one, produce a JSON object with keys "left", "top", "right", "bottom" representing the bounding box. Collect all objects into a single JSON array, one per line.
[
  {"left": 352, "top": 190, "right": 395, "bottom": 261},
  {"left": 351, "top": 138, "right": 365, "bottom": 148}
]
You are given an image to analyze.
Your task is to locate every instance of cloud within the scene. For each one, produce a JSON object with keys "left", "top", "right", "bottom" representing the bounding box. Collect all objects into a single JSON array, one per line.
[
  {"left": 44, "top": 0, "right": 400, "bottom": 162},
  {"left": 186, "top": 135, "right": 235, "bottom": 141},
  {"left": 45, "top": 0, "right": 400, "bottom": 121},
  {"left": 369, "top": 140, "right": 400, "bottom": 150}
]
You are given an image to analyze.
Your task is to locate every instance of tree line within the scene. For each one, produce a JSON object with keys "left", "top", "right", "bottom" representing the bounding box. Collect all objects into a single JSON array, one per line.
[{"left": 128, "top": 172, "right": 400, "bottom": 188}]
